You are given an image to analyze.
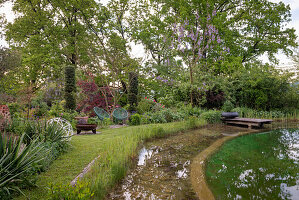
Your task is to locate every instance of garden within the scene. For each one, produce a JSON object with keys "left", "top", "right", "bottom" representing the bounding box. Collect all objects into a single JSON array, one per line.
[{"left": 0, "top": 0, "right": 299, "bottom": 199}]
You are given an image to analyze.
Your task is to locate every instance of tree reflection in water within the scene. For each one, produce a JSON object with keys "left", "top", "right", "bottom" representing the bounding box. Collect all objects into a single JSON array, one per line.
[{"left": 206, "top": 129, "right": 299, "bottom": 200}]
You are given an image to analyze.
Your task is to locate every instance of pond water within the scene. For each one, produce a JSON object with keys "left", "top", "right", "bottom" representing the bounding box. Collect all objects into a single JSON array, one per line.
[
  {"left": 107, "top": 125, "right": 250, "bottom": 200},
  {"left": 206, "top": 128, "right": 299, "bottom": 200}
]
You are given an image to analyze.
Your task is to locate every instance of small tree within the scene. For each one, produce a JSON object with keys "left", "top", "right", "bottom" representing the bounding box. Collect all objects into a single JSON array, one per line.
[
  {"left": 167, "top": 8, "right": 228, "bottom": 105},
  {"left": 128, "top": 72, "right": 138, "bottom": 112},
  {"left": 64, "top": 65, "right": 76, "bottom": 110}
]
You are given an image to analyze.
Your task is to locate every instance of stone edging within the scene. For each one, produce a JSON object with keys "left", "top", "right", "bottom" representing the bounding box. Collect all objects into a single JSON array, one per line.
[
  {"left": 70, "top": 155, "right": 101, "bottom": 186},
  {"left": 190, "top": 129, "right": 259, "bottom": 200}
]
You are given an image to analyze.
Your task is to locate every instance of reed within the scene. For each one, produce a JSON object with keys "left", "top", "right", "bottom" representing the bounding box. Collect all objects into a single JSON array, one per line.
[{"left": 86, "top": 118, "right": 206, "bottom": 199}]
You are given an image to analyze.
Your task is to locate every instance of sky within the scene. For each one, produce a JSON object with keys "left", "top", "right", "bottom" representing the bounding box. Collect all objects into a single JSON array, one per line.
[{"left": 0, "top": 0, "right": 299, "bottom": 67}]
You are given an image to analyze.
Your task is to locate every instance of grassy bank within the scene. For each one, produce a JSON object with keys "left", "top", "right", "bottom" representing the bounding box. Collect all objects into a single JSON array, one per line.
[{"left": 15, "top": 117, "right": 206, "bottom": 199}]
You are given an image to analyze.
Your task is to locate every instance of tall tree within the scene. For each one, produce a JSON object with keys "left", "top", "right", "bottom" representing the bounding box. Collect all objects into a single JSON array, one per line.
[{"left": 4, "top": 0, "right": 99, "bottom": 90}]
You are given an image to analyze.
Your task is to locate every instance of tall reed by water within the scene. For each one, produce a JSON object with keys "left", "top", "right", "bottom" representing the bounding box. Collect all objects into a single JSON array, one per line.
[{"left": 85, "top": 118, "right": 206, "bottom": 199}]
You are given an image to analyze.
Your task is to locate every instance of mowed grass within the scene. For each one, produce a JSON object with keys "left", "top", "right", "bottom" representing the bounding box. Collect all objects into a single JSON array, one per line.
[{"left": 15, "top": 118, "right": 207, "bottom": 199}]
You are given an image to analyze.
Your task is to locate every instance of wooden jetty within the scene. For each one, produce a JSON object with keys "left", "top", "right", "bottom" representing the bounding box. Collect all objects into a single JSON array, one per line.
[{"left": 222, "top": 117, "right": 273, "bottom": 129}]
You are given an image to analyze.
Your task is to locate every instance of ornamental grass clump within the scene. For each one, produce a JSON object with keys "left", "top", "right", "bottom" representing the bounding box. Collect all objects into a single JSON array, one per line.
[{"left": 0, "top": 134, "right": 47, "bottom": 199}]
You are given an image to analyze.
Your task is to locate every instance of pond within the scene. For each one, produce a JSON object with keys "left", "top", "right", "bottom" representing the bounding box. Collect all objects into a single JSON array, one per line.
[
  {"left": 206, "top": 128, "right": 299, "bottom": 200},
  {"left": 107, "top": 125, "right": 251, "bottom": 199}
]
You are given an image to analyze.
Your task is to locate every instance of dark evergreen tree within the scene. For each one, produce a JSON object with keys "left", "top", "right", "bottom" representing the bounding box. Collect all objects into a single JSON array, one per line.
[
  {"left": 64, "top": 65, "right": 76, "bottom": 110},
  {"left": 128, "top": 72, "right": 138, "bottom": 112}
]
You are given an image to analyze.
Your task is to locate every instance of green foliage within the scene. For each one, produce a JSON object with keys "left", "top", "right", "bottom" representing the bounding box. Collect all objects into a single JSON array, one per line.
[
  {"left": 128, "top": 72, "right": 139, "bottom": 112},
  {"left": 48, "top": 101, "right": 64, "bottom": 117},
  {"left": 129, "top": 114, "right": 141, "bottom": 126},
  {"left": 222, "top": 101, "right": 234, "bottom": 112},
  {"left": 48, "top": 181, "right": 94, "bottom": 200},
  {"left": 184, "top": 116, "right": 198, "bottom": 130},
  {"left": 0, "top": 134, "right": 47, "bottom": 199},
  {"left": 137, "top": 98, "right": 155, "bottom": 114},
  {"left": 4, "top": 119, "right": 26, "bottom": 136},
  {"left": 231, "top": 107, "right": 298, "bottom": 120},
  {"left": 65, "top": 66, "right": 76, "bottom": 110},
  {"left": 7, "top": 103, "right": 24, "bottom": 117},
  {"left": 229, "top": 64, "right": 298, "bottom": 110},
  {"left": 177, "top": 104, "right": 205, "bottom": 117},
  {"left": 200, "top": 110, "right": 222, "bottom": 123}
]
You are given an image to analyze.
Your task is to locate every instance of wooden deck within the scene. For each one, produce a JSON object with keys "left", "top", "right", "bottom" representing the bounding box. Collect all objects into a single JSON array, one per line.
[{"left": 222, "top": 117, "right": 273, "bottom": 129}]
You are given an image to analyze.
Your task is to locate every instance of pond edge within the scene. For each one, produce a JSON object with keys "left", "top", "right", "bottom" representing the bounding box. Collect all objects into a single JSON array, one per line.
[{"left": 190, "top": 128, "right": 259, "bottom": 200}]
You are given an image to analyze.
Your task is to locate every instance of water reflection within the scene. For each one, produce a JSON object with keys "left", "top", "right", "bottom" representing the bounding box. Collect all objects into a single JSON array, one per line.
[
  {"left": 137, "top": 147, "right": 154, "bottom": 166},
  {"left": 108, "top": 125, "right": 246, "bottom": 199},
  {"left": 206, "top": 129, "right": 299, "bottom": 200}
]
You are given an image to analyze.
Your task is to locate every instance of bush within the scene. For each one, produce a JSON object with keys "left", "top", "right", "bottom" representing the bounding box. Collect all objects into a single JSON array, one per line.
[
  {"left": 140, "top": 114, "right": 150, "bottom": 124},
  {"left": 222, "top": 100, "right": 234, "bottom": 112},
  {"left": 152, "top": 126, "right": 165, "bottom": 138},
  {"left": 128, "top": 72, "right": 138, "bottom": 112},
  {"left": 48, "top": 181, "right": 94, "bottom": 200},
  {"left": 200, "top": 110, "right": 221, "bottom": 123},
  {"left": 148, "top": 112, "right": 167, "bottom": 123},
  {"left": 185, "top": 116, "right": 198, "bottom": 129},
  {"left": 177, "top": 104, "right": 205, "bottom": 117},
  {"left": 160, "top": 109, "right": 176, "bottom": 123},
  {"left": 64, "top": 65, "right": 76, "bottom": 110},
  {"left": 34, "top": 102, "right": 49, "bottom": 117},
  {"left": 137, "top": 98, "right": 155, "bottom": 114},
  {"left": 0, "top": 134, "right": 47, "bottom": 199},
  {"left": 7, "top": 103, "right": 24, "bottom": 117},
  {"left": 129, "top": 114, "right": 141, "bottom": 126},
  {"left": 4, "top": 118, "right": 26, "bottom": 135}
]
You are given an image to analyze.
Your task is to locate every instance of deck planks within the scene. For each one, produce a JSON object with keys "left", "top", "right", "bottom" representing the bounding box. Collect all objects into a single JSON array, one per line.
[{"left": 222, "top": 117, "right": 273, "bottom": 128}]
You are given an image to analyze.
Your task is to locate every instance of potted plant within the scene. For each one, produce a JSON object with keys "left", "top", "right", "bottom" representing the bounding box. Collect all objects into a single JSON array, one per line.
[{"left": 74, "top": 112, "right": 89, "bottom": 124}]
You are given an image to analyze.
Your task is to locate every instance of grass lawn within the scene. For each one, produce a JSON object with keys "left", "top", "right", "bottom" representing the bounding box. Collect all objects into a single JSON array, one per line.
[{"left": 15, "top": 118, "right": 206, "bottom": 199}]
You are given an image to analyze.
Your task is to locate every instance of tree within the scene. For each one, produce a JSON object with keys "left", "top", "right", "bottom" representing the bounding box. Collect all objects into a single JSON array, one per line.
[
  {"left": 64, "top": 65, "right": 76, "bottom": 110},
  {"left": 0, "top": 47, "right": 21, "bottom": 94},
  {"left": 128, "top": 72, "right": 138, "bottom": 112},
  {"left": 4, "top": 0, "right": 100, "bottom": 93},
  {"left": 158, "top": 0, "right": 297, "bottom": 63}
]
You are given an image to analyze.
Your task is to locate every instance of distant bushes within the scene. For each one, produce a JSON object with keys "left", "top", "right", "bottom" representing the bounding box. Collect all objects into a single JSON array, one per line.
[{"left": 200, "top": 110, "right": 222, "bottom": 123}]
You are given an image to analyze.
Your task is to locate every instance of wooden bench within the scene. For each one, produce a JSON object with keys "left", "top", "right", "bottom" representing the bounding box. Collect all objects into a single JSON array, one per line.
[{"left": 222, "top": 117, "right": 273, "bottom": 129}]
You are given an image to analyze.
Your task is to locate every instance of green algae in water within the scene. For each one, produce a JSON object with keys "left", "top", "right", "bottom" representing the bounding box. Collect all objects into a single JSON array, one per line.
[{"left": 206, "top": 129, "right": 299, "bottom": 200}]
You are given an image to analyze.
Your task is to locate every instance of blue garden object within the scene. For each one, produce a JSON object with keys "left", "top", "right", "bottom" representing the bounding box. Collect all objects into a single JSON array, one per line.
[
  {"left": 112, "top": 107, "right": 128, "bottom": 121},
  {"left": 94, "top": 107, "right": 110, "bottom": 121}
]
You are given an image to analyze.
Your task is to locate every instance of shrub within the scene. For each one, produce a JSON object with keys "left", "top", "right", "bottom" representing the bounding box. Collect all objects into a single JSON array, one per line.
[
  {"left": 7, "top": 103, "right": 23, "bottom": 117},
  {"left": 222, "top": 100, "right": 234, "bottom": 112},
  {"left": 34, "top": 102, "right": 49, "bottom": 117},
  {"left": 160, "top": 109, "right": 176, "bottom": 123},
  {"left": 148, "top": 112, "right": 167, "bottom": 123},
  {"left": 140, "top": 114, "right": 150, "bottom": 124},
  {"left": 48, "top": 101, "right": 64, "bottom": 117},
  {"left": 152, "top": 126, "right": 165, "bottom": 138},
  {"left": 77, "top": 73, "right": 113, "bottom": 115},
  {"left": 185, "top": 116, "right": 198, "bottom": 129},
  {"left": 0, "top": 134, "right": 47, "bottom": 199},
  {"left": 200, "top": 110, "right": 221, "bottom": 123},
  {"left": 64, "top": 65, "right": 76, "bottom": 110},
  {"left": 177, "top": 104, "right": 204, "bottom": 117},
  {"left": 4, "top": 118, "right": 26, "bottom": 135},
  {"left": 137, "top": 98, "right": 155, "bottom": 114},
  {"left": 129, "top": 114, "right": 141, "bottom": 126},
  {"left": 48, "top": 181, "right": 94, "bottom": 200},
  {"left": 128, "top": 72, "right": 138, "bottom": 112}
]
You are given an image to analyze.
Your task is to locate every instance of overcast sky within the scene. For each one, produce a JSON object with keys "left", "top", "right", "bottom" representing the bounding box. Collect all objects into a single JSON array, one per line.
[{"left": 0, "top": 0, "right": 298, "bottom": 66}]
